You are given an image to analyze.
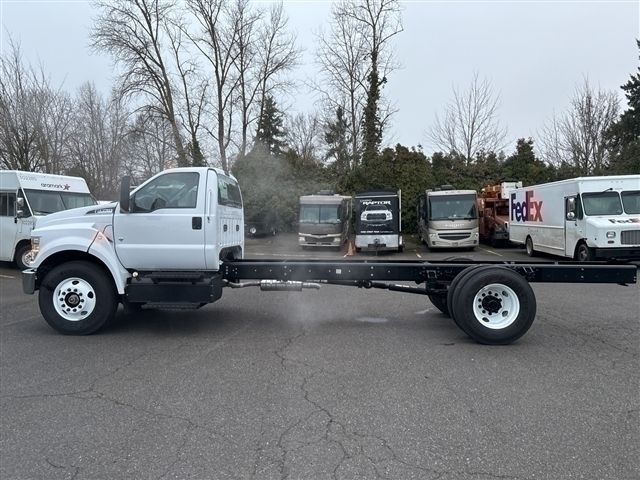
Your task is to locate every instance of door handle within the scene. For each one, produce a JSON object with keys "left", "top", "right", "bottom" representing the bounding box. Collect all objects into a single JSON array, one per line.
[{"left": 192, "top": 217, "right": 202, "bottom": 230}]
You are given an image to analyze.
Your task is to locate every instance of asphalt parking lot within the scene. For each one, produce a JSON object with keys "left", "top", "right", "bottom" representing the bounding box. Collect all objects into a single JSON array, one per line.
[{"left": 1, "top": 235, "right": 638, "bottom": 479}]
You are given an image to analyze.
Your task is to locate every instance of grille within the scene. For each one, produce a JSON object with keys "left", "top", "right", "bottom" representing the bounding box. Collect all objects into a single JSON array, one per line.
[
  {"left": 621, "top": 230, "right": 640, "bottom": 245},
  {"left": 365, "top": 214, "right": 387, "bottom": 221},
  {"left": 439, "top": 233, "right": 470, "bottom": 241}
]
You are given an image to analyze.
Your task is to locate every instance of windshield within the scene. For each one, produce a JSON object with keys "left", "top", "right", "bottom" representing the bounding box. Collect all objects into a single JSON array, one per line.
[
  {"left": 582, "top": 192, "right": 623, "bottom": 216},
  {"left": 300, "top": 205, "right": 340, "bottom": 224},
  {"left": 364, "top": 203, "right": 390, "bottom": 211},
  {"left": 428, "top": 194, "right": 477, "bottom": 220},
  {"left": 24, "top": 189, "right": 96, "bottom": 215},
  {"left": 621, "top": 190, "right": 640, "bottom": 214}
]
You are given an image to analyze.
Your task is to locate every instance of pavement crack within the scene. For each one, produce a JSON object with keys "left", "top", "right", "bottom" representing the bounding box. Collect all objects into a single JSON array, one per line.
[{"left": 45, "top": 457, "right": 80, "bottom": 479}]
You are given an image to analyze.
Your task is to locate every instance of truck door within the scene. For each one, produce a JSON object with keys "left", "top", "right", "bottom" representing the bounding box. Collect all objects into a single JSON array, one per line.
[
  {"left": 564, "top": 195, "right": 583, "bottom": 257},
  {"left": 113, "top": 171, "right": 206, "bottom": 270},
  {"left": 0, "top": 192, "right": 17, "bottom": 261}
]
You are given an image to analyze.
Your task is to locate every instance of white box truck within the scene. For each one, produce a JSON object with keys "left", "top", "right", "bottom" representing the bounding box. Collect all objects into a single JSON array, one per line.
[
  {"left": 0, "top": 170, "right": 96, "bottom": 268},
  {"left": 509, "top": 175, "right": 640, "bottom": 261}
]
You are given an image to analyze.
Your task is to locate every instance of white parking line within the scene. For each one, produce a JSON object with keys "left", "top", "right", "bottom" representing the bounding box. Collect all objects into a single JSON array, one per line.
[
  {"left": 415, "top": 253, "right": 422, "bottom": 258},
  {"left": 0, "top": 274, "right": 15, "bottom": 279},
  {"left": 478, "top": 247, "right": 503, "bottom": 257},
  {"left": 249, "top": 252, "right": 318, "bottom": 258}
]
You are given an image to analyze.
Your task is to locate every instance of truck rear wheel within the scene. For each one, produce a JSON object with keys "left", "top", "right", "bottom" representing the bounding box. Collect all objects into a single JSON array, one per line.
[
  {"left": 450, "top": 267, "right": 536, "bottom": 345},
  {"left": 38, "top": 261, "right": 118, "bottom": 335},
  {"left": 446, "top": 264, "right": 488, "bottom": 329},
  {"left": 525, "top": 237, "right": 535, "bottom": 257}
]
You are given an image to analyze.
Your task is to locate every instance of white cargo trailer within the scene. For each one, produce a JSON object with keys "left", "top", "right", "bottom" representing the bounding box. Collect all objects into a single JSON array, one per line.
[
  {"left": 0, "top": 170, "right": 95, "bottom": 268},
  {"left": 508, "top": 175, "right": 640, "bottom": 261}
]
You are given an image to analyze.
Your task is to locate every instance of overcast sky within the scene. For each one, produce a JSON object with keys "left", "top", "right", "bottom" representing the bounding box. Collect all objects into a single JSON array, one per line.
[{"left": 1, "top": 0, "right": 638, "bottom": 156}]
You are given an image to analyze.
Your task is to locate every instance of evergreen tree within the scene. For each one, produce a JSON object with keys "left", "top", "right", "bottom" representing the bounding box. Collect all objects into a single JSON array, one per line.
[
  {"left": 361, "top": 65, "right": 383, "bottom": 165},
  {"left": 502, "top": 138, "right": 556, "bottom": 185},
  {"left": 187, "top": 139, "right": 206, "bottom": 167},
  {"left": 605, "top": 40, "right": 640, "bottom": 174},
  {"left": 254, "top": 95, "right": 287, "bottom": 156},
  {"left": 324, "top": 106, "right": 351, "bottom": 175}
]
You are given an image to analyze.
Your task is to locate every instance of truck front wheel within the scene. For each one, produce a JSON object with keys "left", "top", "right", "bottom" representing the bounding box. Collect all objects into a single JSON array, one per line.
[
  {"left": 38, "top": 261, "right": 118, "bottom": 335},
  {"left": 575, "top": 243, "right": 594, "bottom": 262},
  {"left": 450, "top": 267, "right": 536, "bottom": 345}
]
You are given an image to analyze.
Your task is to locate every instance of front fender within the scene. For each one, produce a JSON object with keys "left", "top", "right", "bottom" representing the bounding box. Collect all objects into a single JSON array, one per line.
[
  {"left": 87, "top": 228, "right": 130, "bottom": 294},
  {"left": 31, "top": 223, "right": 130, "bottom": 295},
  {"left": 31, "top": 224, "right": 99, "bottom": 269}
]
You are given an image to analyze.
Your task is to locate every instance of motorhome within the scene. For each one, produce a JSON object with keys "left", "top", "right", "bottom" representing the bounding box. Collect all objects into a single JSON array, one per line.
[
  {"left": 298, "top": 192, "right": 352, "bottom": 248},
  {"left": 418, "top": 186, "right": 479, "bottom": 249},
  {"left": 0, "top": 170, "right": 95, "bottom": 268},
  {"left": 354, "top": 191, "right": 402, "bottom": 252},
  {"left": 509, "top": 175, "right": 640, "bottom": 261}
]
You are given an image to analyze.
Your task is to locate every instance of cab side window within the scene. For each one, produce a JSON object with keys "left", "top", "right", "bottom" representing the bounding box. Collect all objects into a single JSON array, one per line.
[
  {"left": 0, "top": 193, "right": 16, "bottom": 216},
  {"left": 132, "top": 172, "right": 199, "bottom": 212}
]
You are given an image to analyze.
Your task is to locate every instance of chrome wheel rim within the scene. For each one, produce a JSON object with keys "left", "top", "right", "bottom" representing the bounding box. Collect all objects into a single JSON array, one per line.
[
  {"left": 472, "top": 283, "right": 520, "bottom": 329},
  {"left": 53, "top": 277, "right": 96, "bottom": 321}
]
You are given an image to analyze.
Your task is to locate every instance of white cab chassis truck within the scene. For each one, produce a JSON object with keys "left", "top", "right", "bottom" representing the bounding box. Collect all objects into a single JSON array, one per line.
[
  {"left": 0, "top": 170, "right": 95, "bottom": 269},
  {"left": 22, "top": 168, "right": 637, "bottom": 345},
  {"left": 508, "top": 175, "right": 640, "bottom": 261}
]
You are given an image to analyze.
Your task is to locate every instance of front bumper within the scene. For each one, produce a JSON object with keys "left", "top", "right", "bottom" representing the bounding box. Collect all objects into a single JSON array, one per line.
[
  {"left": 22, "top": 268, "right": 37, "bottom": 294},
  {"left": 593, "top": 247, "right": 640, "bottom": 260}
]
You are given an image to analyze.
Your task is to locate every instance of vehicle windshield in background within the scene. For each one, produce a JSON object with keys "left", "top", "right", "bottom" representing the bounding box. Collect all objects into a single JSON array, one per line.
[
  {"left": 621, "top": 190, "right": 640, "bottom": 214},
  {"left": 429, "top": 194, "right": 477, "bottom": 220},
  {"left": 299, "top": 205, "right": 340, "bottom": 224},
  {"left": 24, "top": 189, "right": 96, "bottom": 215},
  {"left": 582, "top": 192, "right": 623, "bottom": 215},
  {"left": 364, "top": 203, "right": 390, "bottom": 211}
]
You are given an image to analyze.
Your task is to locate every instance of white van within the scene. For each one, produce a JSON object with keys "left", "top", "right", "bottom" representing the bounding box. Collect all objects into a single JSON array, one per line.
[
  {"left": 509, "top": 175, "right": 640, "bottom": 261},
  {"left": 0, "top": 171, "right": 96, "bottom": 268}
]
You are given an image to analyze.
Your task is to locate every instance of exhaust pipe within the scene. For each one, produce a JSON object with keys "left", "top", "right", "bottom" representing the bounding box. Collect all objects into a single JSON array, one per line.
[{"left": 225, "top": 280, "right": 321, "bottom": 291}]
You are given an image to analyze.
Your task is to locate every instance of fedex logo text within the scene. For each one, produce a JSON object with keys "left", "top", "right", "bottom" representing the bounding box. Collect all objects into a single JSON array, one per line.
[{"left": 511, "top": 191, "right": 543, "bottom": 222}]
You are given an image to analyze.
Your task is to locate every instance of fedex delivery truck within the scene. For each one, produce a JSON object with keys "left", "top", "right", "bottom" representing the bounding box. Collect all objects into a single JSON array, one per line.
[
  {"left": 0, "top": 171, "right": 96, "bottom": 268},
  {"left": 509, "top": 175, "right": 640, "bottom": 261}
]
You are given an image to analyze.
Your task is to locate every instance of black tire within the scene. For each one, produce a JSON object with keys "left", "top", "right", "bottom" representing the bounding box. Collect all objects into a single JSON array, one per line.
[
  {"left": 38, "top": 261, "right": 118, "bottom": 335},
  {"left": 14, "top": 243, "right": 32, "bottom": 270},
  {"left": 525, "top": 236, "right": 535, "bottom": 257},
  {"left": 446, "top": 264, "right": 489, "bottom": 330},
  {"left": 425, "top": 257, "right": 473, "bottom": 318},
  {"left": 450, "top": 266, "right": 536, "bottom": 345},
  {"left": 398, "top": 245, "right": 404, "bottom": 253},
  {"left": 428, "top": 294, "right": 449, "bottom": 316},
  {"left": 575, "top": 243, "right": 594, "bottom": 262}
]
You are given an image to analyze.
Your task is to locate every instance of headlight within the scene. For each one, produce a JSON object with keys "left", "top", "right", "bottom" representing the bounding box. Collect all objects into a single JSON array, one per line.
[
  {"left": 606, "top": 231, "right": 616, "bottom": 239},
  {"left": 31, "top": 236, "right": 40, "bottom": 253},
  {"left": 299, "top": 236, "right": 305, "bottom": 243}
]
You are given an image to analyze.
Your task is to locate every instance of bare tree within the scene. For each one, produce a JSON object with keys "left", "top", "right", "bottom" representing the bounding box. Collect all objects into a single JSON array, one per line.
[
  {"left": 428, "top": 73, "right": 507, "bottom": 163},
  {"left": 286, "top": 112, "right": 322, "bottom": 164},
  {"left": 316, "top": 0, "right": 402, "bottom": 164},
  {"left": 92, "top": 0, "right": 188, "bottom": 166},
  {"left": 67, "top": 83, "right": 129, "bottom": 199},
  {"left": 539, "top": 79, "right": 620, "bottom": 175},
  {"left": 186, "top": 0, "right": 242, "bottom": 173},
  {"left": 314, "top": 8, "right": 368, "bottom": 163},
  {"left": 125, "top": 112, "right": 177, "bottom": 181},
  {"left": 0, "top": 38, "right": 71, "bottom": 173},
  {"left": 165, "top": 17, "right": 208, "bottom": 166}
]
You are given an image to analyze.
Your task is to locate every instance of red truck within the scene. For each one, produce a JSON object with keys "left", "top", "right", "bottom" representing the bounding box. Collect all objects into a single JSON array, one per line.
[{"left": 478, "top": 182, "right": 522, "bottom": 247}]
